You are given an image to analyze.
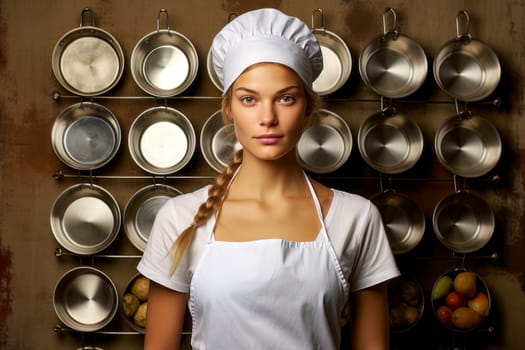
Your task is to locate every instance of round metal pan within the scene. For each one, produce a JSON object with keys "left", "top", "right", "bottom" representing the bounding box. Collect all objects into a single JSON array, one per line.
[
  {"left": 53, "top": 266, "right": 118, "bottom": 332},
  {"left": 51, "top": 102, "right": 121, "bottom": 171},
  {"left": 50, "top": 183, "right": 121, "bottom": 255},
  {"left": 52, "top": 8, "right": 124, "bottom": 96},
  {"left": 131, "top": 9, "right": 199, "bottom": 97},
  {"left": 371, "top": 190, "right": 425, "bottom": 254},
  {"left": 311, "top": 9, "right": 352, "bottom": 95},
  {"left": 359, "top": 8, "right": 427, "bottom": 98},
  {"left": 358, "top": 107, "right": 423, "bottom": 174},
  {"left": 123, "top": 184, "right": 182, "bottom": 252},
  {"left": 433, "top": 10, "right": 501, "bottom": 102},
  {"left": 200, "top": 110, "right": 239, "bottom": 172},
  {"left": 296, "top": 109, "right": 352, "bottom": 174},
  {"left": 128, "top": 106, "right": 196, "bottom": 175},
  {"left": 433, "top": 190, "right": 494, "bottom": 253},
  {"left": 206, "top": 49, "right": 223, "bottom": 91},
  {"left": 435, "top": 111, "right": 501, "bottom": 178}
]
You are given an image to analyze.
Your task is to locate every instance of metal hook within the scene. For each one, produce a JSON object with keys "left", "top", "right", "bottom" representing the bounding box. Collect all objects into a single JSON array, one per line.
[
  {"left": 455, "top": 10, "right": 471, "bottom": 39},
  {"left": 80, "top": 7, "right": 96, "bottom": 27},
  {"left": 311, "top": 8, "right": 325, "bottom": 32},
  {"left": 382, "top": 8, "right": 398, "bottom": 35},
  {"left": 157, "top": 9, "right": 170, "bottom": 31}
]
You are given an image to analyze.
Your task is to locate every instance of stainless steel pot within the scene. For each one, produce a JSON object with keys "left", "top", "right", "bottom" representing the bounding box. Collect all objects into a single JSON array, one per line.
[
  {"left": 123, "top": 184, "right": 182, "bottom": 252},
  {"left": 206, "top": 13, "right": 238, "bottom": 92},
  {"left": 51, "top": 102, "right": 121, "bottom": 171},
  {"left": 128, "top": 106, "right": 196, "bottom": 175},
  {"left": 200, "top": 110, "right": 239, "bottom": 173},
  {"left": 311, "top": 9, "right": 352, "bottom": 95},
  {"left": 296, "top": 109, "right": 352, "bottom": 174},
  {"left": 53, "top": 266, "right": 118, "bottom": 332},
  {"left": 50, "top": 183, "right": 121, "bottom": 255},
  {"left": 52, "top": 8, "right": 125, "bottom": 96},
  {"left": 371, "top": 190, "right": 425, "bottom": 254},
  {"left": 433, "top": 10, "right": 501, "bottom": 102},
  {"left": 359, "top": 8, "right": 428, "bottom": 98},
  {"left": 434, "top": 111, "right": 501, "bottom": 178},
  {"left": 432, "top": 190, "right": 494, "bottom": 253},
  {"left": 131, "top": 9, "right": 199, "bottom": 97},
  {"left": 358, "top": 107, "right": 423, "bottom": 174}
]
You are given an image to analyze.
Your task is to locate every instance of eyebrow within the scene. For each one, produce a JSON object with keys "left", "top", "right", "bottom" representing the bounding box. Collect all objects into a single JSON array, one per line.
[{"left": 234, "top": 85, "right": 301, "bottom": 94}]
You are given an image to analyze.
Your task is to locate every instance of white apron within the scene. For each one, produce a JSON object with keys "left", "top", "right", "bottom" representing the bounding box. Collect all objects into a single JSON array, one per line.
[{"left": 188, "top": 175, "right": 349, "bottom": 350}]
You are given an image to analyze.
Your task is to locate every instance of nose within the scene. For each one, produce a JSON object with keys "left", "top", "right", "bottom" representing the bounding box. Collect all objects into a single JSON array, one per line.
[{"left": 259, "top": 101, "right": 278, "bottom": 127}]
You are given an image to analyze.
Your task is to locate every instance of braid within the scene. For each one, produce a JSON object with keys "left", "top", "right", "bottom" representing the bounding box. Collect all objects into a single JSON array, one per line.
[{"left": 169, "top": 149, "right": 243, "bottom": 275}]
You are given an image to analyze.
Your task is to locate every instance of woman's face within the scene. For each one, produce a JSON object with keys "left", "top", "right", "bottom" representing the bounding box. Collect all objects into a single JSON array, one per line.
[{"left": 226, "top": 63, "right": 308, "bottom": 162}]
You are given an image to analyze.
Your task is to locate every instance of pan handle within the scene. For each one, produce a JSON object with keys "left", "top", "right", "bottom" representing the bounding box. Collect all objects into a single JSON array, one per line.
[
  {"left": 455, "top": 10, "right": 472, "bottom": 40},
  {"left": 156, "top": 8, "right": 170, "bottom": 31},
  {"left": 382, "top": 7, "right": 398, "bottom": 37},
  {"left": 80, "top": 7, "right": 96, "bottom": 27},
  {"left": 311, "top": 8, "right": 326, "bottom": 33}
]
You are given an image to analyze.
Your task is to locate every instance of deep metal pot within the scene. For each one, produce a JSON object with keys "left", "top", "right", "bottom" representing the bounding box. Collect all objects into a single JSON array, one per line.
[
  {"left": 200, "top": 110, "right": 239, "bottom": 173},
  {"left": 131, "top": 9, "right": 199, "bottom": 97},
  {"left": 433, "top": 10, "right": 501, "bottom": 102},
  {"left": 359, "top": 8, "right": 428, "bottom": 98},
  {"left": 52, "top": 8, "right": 125, "bottom": 96}
]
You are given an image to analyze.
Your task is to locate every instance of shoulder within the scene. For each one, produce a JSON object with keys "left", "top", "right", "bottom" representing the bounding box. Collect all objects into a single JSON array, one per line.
[
  {"left": 155, "top": 185, "right": 211, "bottom": 228},
  {"left": 329, "top": 188, "right": 377, "bottom": 219}
]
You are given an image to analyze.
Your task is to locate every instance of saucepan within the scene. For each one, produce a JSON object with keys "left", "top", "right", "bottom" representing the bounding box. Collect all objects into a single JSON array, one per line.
[
  {"left": 310, "top": 8, "right": 352, "bottom": 95},
  {"left": 358, "top": 106, "right": 423, "bottom": 174},
  {"left": 51, "top": 102, "right": 121, "bottom": 171},
  {"left": 52, "top": 8, "right": 125, "bottom": 96},
  {"left": 53, "top": 266, "right": 118, "bottom": 332},
  {"left": 128, "top": 106, "right": 196, "bottom": 175},
  {"left": 131, "top": 9, "right": 199, "bottom": 97},
  {"left": 433, "top": 10, "right": 501, "bottom": 102},
  {"left": 200, "top": 110, "right": 239, "bottom": 172},
  {"left": 206, "top": 13, "right": 238, "bottom": 92},
  {"left": 359, "top": 8, "right": 428, "bottom": 98}
]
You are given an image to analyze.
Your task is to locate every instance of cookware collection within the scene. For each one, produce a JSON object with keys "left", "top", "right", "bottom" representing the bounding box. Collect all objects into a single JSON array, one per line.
[{"left": 50, "top": 6, "right": 500, "bottom": 340}]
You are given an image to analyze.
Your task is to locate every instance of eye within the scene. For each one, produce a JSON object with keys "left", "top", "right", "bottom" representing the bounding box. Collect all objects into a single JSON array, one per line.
[
  {"left": 240, "top": 96, "right": 256, "bottom": 105},
  {"left": 278, "top": 95, "right": 296, "bottom": 104}
]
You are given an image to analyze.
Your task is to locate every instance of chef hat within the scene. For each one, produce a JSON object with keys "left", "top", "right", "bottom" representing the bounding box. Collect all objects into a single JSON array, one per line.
[{"left": 211, "top": 8, "right": 323, "bottom": 93}]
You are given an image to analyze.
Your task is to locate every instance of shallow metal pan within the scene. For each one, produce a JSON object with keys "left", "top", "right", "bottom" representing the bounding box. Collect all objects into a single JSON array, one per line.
[
  {"left": 433, "top": 10, "right": 501, "bottom": 102},
  {"left": 50, "top": 183, "right": 121, "bottom": 255},
  {"left": 123, "top": 184, "right": 182, "bottom": 252},
  {"left": 52, "top": 8, "right": 124, "bottom": 96},
  {"left": 53, "top": 266, "right": 118, "bottom": 332},
  {"left": 128, "top": 106, "right": 196, "bottom": 175},
  {"left": 131, "top": 9, "right": 199, "bottom": 97},
  {"left": 359, "top": 8, "right": 427, "bottom": 98},
  {"left": 51, "top": 102, "right": 121, "bottom": 171},
  {"left": 200, "top": 110, "right": 239, "bottom": 172},
  {"left": 358, "top": 107, "right": 423, "bottom": 174},
  {"left": 296, "top": 109, "right": 352, "bottom": 174},
  {"left": 311, "top": 9, "right": 352, "bottom": 95}
]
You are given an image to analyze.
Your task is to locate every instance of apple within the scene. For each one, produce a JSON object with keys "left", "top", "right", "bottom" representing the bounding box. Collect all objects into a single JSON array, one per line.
[
  {"left": 468, "top": 291, "right": 490, "bottom": 317},
  {"left": 436, "top": 305, "right": 453, "bottom": 328},
  {"left": 454, "top": 271, "right": 477, "bottom": 298},
  {"left": 445, "top": 291, "right": 467, "bottom": 310}
]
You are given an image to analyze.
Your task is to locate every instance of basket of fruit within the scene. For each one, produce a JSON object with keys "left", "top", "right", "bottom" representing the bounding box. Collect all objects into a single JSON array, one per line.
[
  {"left": 122, "top": 273, "right": 150, "bottom": 333},
  {"left": 388, "top": 274, "right": 425, "bottom": 333},
  {"left": 432, "top": 268, "right": 491, "bottom": 332}
]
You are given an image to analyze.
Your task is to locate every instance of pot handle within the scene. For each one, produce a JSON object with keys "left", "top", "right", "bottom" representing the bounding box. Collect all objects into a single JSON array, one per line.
[
  {"left": 79, "top": 7, "right": 96, "bottom": 27},
  {"left": 311, "top": 8, "right": 326, "bottom": 33},
  {"left": 156, "top": 8, "right": 170, "bottom": 31},
  {"left": 382, "top": 7, "right": 398, "bottom": 37},
  {"left": 455, "top": 10, "right": 472, "bottom": 40}
]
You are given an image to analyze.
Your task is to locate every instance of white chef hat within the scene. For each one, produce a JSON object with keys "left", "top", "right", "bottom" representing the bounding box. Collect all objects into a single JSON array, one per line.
[{"left": 211, "top": 8, "right": 323, "bottom": 93}]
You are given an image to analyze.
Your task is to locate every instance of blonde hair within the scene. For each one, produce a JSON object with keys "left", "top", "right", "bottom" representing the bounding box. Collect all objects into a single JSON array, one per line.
[{"left": 169, "top": 80, "right": 321, "bottom": 274}]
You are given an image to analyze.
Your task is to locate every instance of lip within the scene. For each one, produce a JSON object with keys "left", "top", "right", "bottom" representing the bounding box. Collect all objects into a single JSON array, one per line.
[{"left": 254, "top": 134, "right": 283, "bottom": 145}]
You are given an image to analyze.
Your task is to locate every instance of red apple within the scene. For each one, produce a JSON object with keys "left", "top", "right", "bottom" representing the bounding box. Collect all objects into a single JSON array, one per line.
[
  {"left": 436, "top": 305, "right": 453, "bottom": 328},
  {"left": 445, "top": 291, "right": 467, "bottom": 310}
]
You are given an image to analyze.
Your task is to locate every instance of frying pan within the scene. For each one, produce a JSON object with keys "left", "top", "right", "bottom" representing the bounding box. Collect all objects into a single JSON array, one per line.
[{"left": 200, "top": 110, "right": 239, "bottom": 172}]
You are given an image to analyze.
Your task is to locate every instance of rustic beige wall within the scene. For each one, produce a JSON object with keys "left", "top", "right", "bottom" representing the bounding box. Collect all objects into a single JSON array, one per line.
[{"left": 0, "top": 0, "right": 523, "bottom": 349}]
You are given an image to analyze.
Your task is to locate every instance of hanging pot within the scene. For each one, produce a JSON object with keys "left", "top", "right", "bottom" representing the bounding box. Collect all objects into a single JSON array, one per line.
[
  {"left": 50, "top": 183, "right": 121, "bottom": 255},
  {"left": 128, "top": 106, "right": 196, "bottom": 175},
  {"left": 206, "top": 13, "right": 238, "bottom": 92},
  {"left": 371, "top": 190, "right": 425, "bottom": 254},
  {"left": 311, "top": 9, "right": 352, "bottom": 96},
  {"left": 51, "top": 8, "right": 125, "bottom": 96},
  {"left": 131, "top": 9, "right": 199, "bottom": 97},
  {"left": 433, "top": 10, "right": 501, "bottom": 102},
  {"left": 53, "top": 266, "right": 118, "bottom": 332},
  {"left": 296, "top": 109, "right": 352, "bottom": 174},
  {"left": 359, "top": 8, "right": 428, "bottom": 98},
  {"left": 434, "top": 111, "right": 501, "bottom": 178},
  {"left": 51, "top": 102, "right": 121, "bottom": 171},
  {"left": 123, "top": 183, "right": 182, "bottom": 252},
  {"left": 200, "top": 110, "right": 239, "bottom": 173},
  {"left": 358, "top": 106, "right": 423, "bottom": 174},
  {"left": 432, "top": 190, "right": 494, "bottom": 253}
]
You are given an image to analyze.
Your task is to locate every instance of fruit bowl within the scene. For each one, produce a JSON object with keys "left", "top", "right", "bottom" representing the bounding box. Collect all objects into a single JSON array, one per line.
[
  {"left": 431, "top": 268, "right": 491, "bottom": 332},
  {"left": 121, "top": 273, "right": 150, "bottom": 333},
  {"left": 387, "top": 274, "right": 425, "bottom": 333}
]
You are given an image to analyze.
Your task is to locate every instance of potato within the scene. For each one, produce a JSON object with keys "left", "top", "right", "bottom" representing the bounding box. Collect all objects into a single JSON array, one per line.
[
  {"left": 122, "top": 293, "right": 140, "bottom": 318},
  {"left": 133, "top": 302, "right": 148, "bottom": 328},
  {"left": 131, "top": 276, "right": 150, "bottom": 301}
]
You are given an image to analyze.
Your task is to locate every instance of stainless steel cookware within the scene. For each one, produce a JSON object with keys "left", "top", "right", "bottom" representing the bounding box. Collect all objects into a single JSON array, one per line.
[
  {"left": 200, "top": 110, "right": 239, "bottom": 173},
  {"left": 131, "top": 9, "right": 199, "bottom": 97},
  {"left": 358, "top": 107, "right": 423, "bottom": 174},
  {"left": 53, "top": 266, "right": 118, "bottom": 332},
  {"left": 434, "top": 111, "right": 501, "bottom": 178},
  {"left": 128, "top": 106, "right": 196, "bottom": 175},
  {"left": 433, "top": 10, "right": 501, "bottom": 102},
  {"left": 50, "top": 183, "right": 121, "bottom": 255},
  {"left": 52, "top": 8, "right": 124, "bottom": 96},
  {"left": 123, "top": 184, "right": 182, "bottom": 252},
  {"left": 359, "top": 8, "right": 428, "bottom": 98},
  {"left": 432, "top": 190, "right": 494, "bottom": 253},
  {"left": 51, "top": 102, "right": 121, "bottom": 171},
  {"left": 296, "top": 109, "right": 352, "bottom": 174}
]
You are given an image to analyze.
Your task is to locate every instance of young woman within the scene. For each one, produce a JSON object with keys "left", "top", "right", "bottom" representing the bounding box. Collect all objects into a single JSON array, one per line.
[{"left": 137, "top": 8, "right": 399, "bottom": 350}]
